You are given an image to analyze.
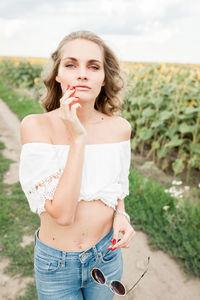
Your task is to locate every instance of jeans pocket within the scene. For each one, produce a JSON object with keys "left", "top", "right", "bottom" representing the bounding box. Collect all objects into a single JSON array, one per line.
[
  {"left": 101, "top": 247, "right": 121, "bottom": 264},
  {"left": 34, "top": 253, "right": 61, "bottom": 273}
]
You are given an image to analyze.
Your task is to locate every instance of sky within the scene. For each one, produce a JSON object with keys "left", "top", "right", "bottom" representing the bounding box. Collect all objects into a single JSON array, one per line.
[{"left": 0, "top": 0, "right": 200, "bottom": 64}]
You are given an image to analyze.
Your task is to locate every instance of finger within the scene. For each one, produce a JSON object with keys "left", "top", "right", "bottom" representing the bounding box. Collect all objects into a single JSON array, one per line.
[
  {"left": 60, "top": 94, "right": 79, "bottom": 105},
  {"left": 71, "top": 103, "right": 81, "bottom": 116},
  {"left": 61, "top": 97, "right": 80, "bottom": 114},
  {"left": 64, "top": 86, "right": 76, "bottom": 96},
  {"left": 61, "top": 97, "right": 79, "bottom": 107},
  {"left": 112, "top": 231, "right": 130, "bottom": 249},
  {"left": 60, "top": 87, "right": 77, "bottom": 104},
  {"left": 112, "top": 228, "right": 136, "bottom": 250}
]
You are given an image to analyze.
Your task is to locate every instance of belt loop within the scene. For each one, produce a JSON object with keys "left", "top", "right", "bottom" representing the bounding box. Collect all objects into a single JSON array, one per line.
[
  {"left": 62, "top": 251, "right": 66, "bottom": 260},
  {"left": 92, "top": 245, "right": 98, "bottom": 258}
]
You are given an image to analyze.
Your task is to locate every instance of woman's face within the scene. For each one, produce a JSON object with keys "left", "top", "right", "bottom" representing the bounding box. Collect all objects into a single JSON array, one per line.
[{"left": 56, "top": 39, "right": 105, "bottom": 102}]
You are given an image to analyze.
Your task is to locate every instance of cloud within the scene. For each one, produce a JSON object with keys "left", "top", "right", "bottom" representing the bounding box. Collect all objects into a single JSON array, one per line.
[
  {"left": 0, "top": 0, "right": 199, "bottom": 63},
  {"left": 0, "top": 17, "right": 26, "bottom": 38}
]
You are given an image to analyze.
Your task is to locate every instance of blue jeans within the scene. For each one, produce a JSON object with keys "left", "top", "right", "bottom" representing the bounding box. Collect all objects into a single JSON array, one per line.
[{"left": 34, "top": 227, "right": 123, "bottom": 299}]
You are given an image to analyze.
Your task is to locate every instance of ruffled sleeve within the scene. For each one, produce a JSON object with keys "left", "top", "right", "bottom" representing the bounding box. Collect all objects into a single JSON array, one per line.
[
  {"left": 118, "top": 139, "right": 131, "bottom": 200},
  {"left": 19, "top": 143, "right": 64, "bottom": 215}
]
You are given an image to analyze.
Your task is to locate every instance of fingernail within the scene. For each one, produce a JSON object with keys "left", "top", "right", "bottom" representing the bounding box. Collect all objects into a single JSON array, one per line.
[
  {"left": 111, "top": 247, "right": 117, "bottom": 251},
  {"left": 113, "top": 239, "right": 116, "bottom": 245},
  {"left": 75, "top": 97, "right": 79, "bottom": 99},
  {"left": 108, "top": 246, "right": 112, "bottom": 250},
  {"left": 70, "top": 86, "right": 76, "bottom": 90}
]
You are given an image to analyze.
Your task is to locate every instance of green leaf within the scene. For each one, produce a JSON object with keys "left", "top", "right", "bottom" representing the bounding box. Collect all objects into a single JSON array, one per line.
[
  {"left": 157, "top": 147, "right": 168, "bottom": 158},
  {"left": 179, "top": 123, "right": 194, "bottom": 134},
  {"left": 131, "top": 138, "right": 138, "bottom": 150},
  {"left": 142, "top": 108, "right": 155, "bottom": 118},
  {"left": 158, "top": 111, "right": 173, "bottom": 121},
  {"left": 172, "top": 159, "right": 185, "bottom": 175},
  {"left": 152, "top": 141, "right": 160, "bottom": 150},
  {"left": 187, "top": 155, "right": 200, "bottom": 168},
  {"left": 165, "top": 125, "right": 179, "bottom": 139},
  {"left": 136, "top": 118, "right": 145, "bottom": 125},
  {"left": 151, "top": 121, "right": 163, "bottom": 128},
  {"left": 189, "top": 143, "right": 200, "bottom": 154},
  {"left": 185, "top": 107, "right": 198, "bottom": 114},
  {"left": 138, "top": 128, "right": 153, "bottom": 141},
  {"left": 165, "top": 136, "right": 184, "bottom": 147}
]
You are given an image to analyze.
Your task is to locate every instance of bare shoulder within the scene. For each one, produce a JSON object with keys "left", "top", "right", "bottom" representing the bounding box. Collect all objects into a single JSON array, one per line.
[
  {"left": 110, "top": 116, "right": 132, "bottom": 141},
  {"left": 20, "top": 113, "right": 50, "bottom": 145}
]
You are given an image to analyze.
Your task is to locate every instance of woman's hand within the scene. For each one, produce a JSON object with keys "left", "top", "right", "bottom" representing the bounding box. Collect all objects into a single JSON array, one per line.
[
  {"left": 58, "top": 85, "right": 87, "bottom": 142},
  {"left": 109, "top": 214, "right": 135, "bottom": 250}
]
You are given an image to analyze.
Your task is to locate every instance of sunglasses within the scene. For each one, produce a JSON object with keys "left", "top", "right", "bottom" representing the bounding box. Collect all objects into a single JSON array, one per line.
[{"left": 90, "top": 246, "right": 150, "bottom": 296}]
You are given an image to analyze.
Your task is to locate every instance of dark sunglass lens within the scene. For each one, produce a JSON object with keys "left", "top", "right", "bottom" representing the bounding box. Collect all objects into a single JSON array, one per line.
[
  {"left": 111, "top": 281, "right": 126, "bottom": 295},
  {"left": 92, "top": 269, "right": 105, "bottom": 284}
]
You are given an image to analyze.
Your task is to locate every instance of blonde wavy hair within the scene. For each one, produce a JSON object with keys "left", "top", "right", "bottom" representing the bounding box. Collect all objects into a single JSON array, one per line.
[{"left": 40, "top": 30, "right": 127, "bottom": 116}]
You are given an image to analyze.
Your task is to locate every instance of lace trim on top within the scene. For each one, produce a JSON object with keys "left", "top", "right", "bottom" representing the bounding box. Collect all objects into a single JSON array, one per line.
[{"left": 26, "top": 168, "right": 63, "bottom": 214}]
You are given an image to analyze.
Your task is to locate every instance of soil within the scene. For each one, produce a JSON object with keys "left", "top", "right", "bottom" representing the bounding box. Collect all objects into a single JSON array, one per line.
[{"left": 0, "top": 98, "right": 200, "bottom": 300}]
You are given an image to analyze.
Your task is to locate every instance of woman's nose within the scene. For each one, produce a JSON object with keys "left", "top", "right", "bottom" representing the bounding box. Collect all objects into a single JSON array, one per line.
[{"left": 77, "top": 67, "right": 88, "bottom": 80}]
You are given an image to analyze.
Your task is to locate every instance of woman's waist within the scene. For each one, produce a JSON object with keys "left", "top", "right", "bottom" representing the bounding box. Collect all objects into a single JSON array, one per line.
[{"left": 39, "top": 199, "right": 115, "bottom": 251}]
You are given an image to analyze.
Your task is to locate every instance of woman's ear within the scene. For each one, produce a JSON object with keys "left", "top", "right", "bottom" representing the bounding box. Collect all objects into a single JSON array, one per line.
[
  {"left": 55, "top": 75, "right": 61, "bottom": 83},
  {"left": 101, "top": 80, "right": 105, "bottom": 87}
]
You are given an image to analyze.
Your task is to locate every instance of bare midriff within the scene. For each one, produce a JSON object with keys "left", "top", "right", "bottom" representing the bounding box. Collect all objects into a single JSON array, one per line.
[{"left": 38, "top": 199, "right": 115, "bottom": 252}]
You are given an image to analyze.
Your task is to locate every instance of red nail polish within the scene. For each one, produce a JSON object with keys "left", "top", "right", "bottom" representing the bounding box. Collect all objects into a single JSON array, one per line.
[
  {"left": 108, "top": 246, "right": 112, "bottom": 250},
  {"left": 75, "top": 97, "right": 79, "bottom": 99},
  {"left": 70, "top": 86, "right": 76, "bottom": 90},
  {"left": 113, "top": 239, "right": 116, "bottom": 245},
  {"left": 111, "top": 247, "right": 117, "bottom": 251}
]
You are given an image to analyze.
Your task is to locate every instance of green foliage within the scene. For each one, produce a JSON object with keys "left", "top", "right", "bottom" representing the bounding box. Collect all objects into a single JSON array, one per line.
[
  {"left": 0, "top": 59, "right": 43, "bottom": 88},
  {"left": 123, "top": 64, "right": 200, "bottom": 180},
  {"left": 0, "top": 60, "right": 200, "bottom": 300},
  {"left": 0, "top": 80, "right": 44, "bottom": 119},
  {"left": 0, "top": 143, "right": 39, "bottom": 297},
  {"left": 125, "top": 166, "right": 200, "bottom": 277}
]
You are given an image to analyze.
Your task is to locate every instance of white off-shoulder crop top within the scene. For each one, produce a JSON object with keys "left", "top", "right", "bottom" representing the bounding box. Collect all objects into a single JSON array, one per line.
[{"left": 19, "top": 140, "right": 131, "bottom": 215}]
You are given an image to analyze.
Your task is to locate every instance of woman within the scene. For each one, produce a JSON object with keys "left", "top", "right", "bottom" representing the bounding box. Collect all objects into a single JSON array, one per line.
[{"left": 19, "top": 30, "right": 135, "bottom": 299}]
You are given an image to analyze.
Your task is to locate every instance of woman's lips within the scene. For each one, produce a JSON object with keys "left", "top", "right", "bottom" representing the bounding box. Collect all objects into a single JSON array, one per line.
[{"left": 75, "top": 87, "right": 91, "bottom": 91}]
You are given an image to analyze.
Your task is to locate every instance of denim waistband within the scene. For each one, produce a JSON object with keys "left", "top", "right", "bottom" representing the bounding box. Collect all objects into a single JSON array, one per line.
[{"left": 34, "top": 227, "right": 114, "bottom": 262}]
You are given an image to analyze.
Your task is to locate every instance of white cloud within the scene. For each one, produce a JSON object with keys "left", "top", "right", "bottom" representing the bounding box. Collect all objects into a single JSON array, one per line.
[
  {"left": 0, "top": 17, "right": 26, "bottom": 38},
  {"left": 0, "top": 0, "right": 199, "bottom": 63}
]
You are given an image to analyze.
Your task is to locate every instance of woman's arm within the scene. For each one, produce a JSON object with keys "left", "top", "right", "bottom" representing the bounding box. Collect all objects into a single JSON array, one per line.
[
  {"left": 116, "top": 198, "right": 125, "bottom": 211},
  {"left": 45, "top": 138, "right": 86, "bottom": 225},
  {"left": 116, "top": 115, "right": 132, "bottom": 215},
  {"left": 20, "top": 114, "right": 86, "bottom": 226}
]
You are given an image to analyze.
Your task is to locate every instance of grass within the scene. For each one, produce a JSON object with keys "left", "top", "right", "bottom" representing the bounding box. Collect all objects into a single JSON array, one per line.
[
  {"left": 0, "top": 81, "right": 199, "bottom": 299},
  {"left": 0, "top": 79, "right": 43, "bottom": 120},
  {"left": 0, "top": 141, "right": 39, "bottom": 299},
  {"left": 126, "top": 166, "right": 200, "bottom": 277}
]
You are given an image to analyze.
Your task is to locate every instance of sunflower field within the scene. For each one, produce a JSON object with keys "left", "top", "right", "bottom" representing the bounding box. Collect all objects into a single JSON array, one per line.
[{"left": 0, "top": 56, "right": 199, "bottom": 181}]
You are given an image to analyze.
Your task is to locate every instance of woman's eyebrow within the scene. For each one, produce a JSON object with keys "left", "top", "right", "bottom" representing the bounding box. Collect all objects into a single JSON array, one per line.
[{"left": 62, "top": 57, "right": 102, "bottom": 64}]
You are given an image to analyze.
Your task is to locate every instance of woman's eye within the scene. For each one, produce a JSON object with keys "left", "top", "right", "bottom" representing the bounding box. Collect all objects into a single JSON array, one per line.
[
  {"left": 90, "top": 66, "right": 99, "bottom": 70},
  {"left": 65, "top": 64, "right": 74, "bottom": 68},
  {"left": 65, "top": 64, "right": 99, "bottom": 70}
]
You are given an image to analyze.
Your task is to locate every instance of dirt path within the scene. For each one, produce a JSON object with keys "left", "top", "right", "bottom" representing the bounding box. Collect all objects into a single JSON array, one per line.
[
  {"left": 0, "top": 98, "right": 200, "bottom": 300},
  {"left": 0, "top": 99, "right": 34, "bottom": 300}
]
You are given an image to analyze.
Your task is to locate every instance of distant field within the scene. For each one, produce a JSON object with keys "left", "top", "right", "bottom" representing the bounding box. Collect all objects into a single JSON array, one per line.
[
  {"left": 0, "top": 56, "right": 48, "bottom": 65},
  {"left": 1, "top": 56, "right": 199, "bottom": 74}
]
